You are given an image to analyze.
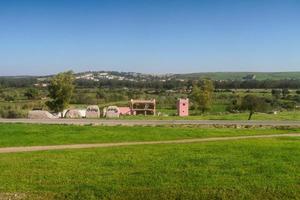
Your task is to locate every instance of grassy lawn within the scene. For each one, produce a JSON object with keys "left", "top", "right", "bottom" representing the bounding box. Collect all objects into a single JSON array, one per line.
[
  {"left": 1, "top": 124, "right": 300, "bottom": 148},
  {"left": 0, "top": 137, "right": 299, "bottom": 199},
  {"left": 119, "top": 110, "right": 300, "bottom": 121}
]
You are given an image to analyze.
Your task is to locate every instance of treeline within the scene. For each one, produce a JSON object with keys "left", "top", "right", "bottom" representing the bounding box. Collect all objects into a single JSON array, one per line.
[
  {"left": 75, "top": 79, "right": 185, "bottom": 90},
  {"left": 214, "top": 80, "right": 300, "bottom": 89},
  {"left": 1, "top": 76, "right": 300, "bottom": 89},
  {"left": 0, "top": 77, "right": 37, "bottom": 88},
  {"left": 75, "top": 79, "right": 300, "bottom": 89}
]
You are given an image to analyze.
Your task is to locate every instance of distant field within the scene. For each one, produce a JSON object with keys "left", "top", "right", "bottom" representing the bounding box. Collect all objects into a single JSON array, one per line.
[
  {"left": 0, "top": 137, "right": 299, "bottom": 199},
  {"left": 175, "top": 71, "right": 300, "bottom": 80}
]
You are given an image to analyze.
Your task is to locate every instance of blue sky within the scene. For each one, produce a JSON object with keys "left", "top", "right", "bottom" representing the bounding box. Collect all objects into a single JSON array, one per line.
[{"left": 0, "top": 0, "right": 300, "bottom": 75}]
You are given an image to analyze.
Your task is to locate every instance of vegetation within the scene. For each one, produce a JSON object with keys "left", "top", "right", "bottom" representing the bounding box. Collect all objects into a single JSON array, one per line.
[
  {"left": 0, "top": 105, "right": 27, "bottom": 118},
  {"left": 0, "top": 124, "right": 299, "bottom": 199},
  {"left": 0, "top": 136, "right": 299, "bottom": 199},
  {"left": 240, "top": 95, "right": 271, "bottom": 120},
  {"left": 175, "top": 71, "right": 300, "bottom": 80},
  {"left": 1, "top": 71, "right": 300, "bottom": 119},
  {"left": 190, "top": 79, "right": 214, "bottom": 113},
  {"left": 271, "top": 89, "right": 281, "bottom": 99},
  {"left": 198, "top": 79, "right": 214, "bottom": 113},
  {"left": 117, "top": 110, "right": 300, "bottom": 121},
  {"left": 1, "top": 71, "right": 300, "bottom": 199},
  {"left": 74, "top": 78, "right": 300, "bottom": 90},
  {"left": 24, "top": 87, "right": 40, "bottom": 100},
  {"left": 0, "top": 124, "right": 299, "bottom": 148},
  {"left": 46, "top": 71, "right": 75, "bottom": 114},
  {"left": 0, "top": 76, "right": 37, "bottom": 88},
  {"left": 1, "top": 87, "right": 300, "bottom": 120}
]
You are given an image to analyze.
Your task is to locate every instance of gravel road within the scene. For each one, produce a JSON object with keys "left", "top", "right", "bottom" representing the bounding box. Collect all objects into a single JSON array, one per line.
[{"left": 0, "top": 118, "right": 300, "bottom": 127}]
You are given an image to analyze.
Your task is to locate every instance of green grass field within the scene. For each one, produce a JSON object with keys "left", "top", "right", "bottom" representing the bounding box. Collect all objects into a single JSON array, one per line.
[
  {"left": 121, "top": 110, "right": 300, "bottom": 121},
  {"left": 0, "top": 124, "right": 299, "bottom": 199},
  {"left": 0, "top": 138, "right": 299, "bottom": 199},
  {"left": 0, "top": 124, "right": 300, "bottom": 148}
]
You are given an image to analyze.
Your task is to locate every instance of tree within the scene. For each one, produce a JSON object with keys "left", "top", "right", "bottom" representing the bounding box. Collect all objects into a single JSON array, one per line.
[
  {"left": 282, "top": 88, "right": 290, "bottom": 98},
  {"left": 190, "top": 79, "right": 214, "bottom": 113},
  {"left": 3, "top": 91, "right": 18, "bottom": 102},
  {"left": 4, "top": 94, "right": 15, "bottom": 102},
  {"left": 271, "top": 89, "right": 281, "bottom": 99},
  {"left": 198, "top": 79, "right": 214, "bottom": 113},
  {"left": 240, "top": 95, "right": 270, "bottom": 120},
  {"left": 226, "top": 95, "right": 241, "bottom": 113},
  {"left": 46, "top": 71, "right": 75, "bottom": 116},
  {"left": 24, "top": 88, "right": 39, "bottom": 100},
  {"left": 96, "top": 87, "right": 106, "bottom": 102},
  {"left": 189, "top": 83, "right": 201, "bottom": 111}
]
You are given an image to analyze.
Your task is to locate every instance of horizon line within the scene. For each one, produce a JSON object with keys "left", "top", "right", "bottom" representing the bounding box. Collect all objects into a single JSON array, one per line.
[{"left": 1, "top": 70, "right": 300, "bottom": 77}]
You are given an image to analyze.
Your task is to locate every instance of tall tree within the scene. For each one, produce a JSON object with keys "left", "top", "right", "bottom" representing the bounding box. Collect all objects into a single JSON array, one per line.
[
  {"left": 226, "top": 95, "right": 241, "bottom": 113},
  {"left": 190, "top": 79, "right": 214, "bottom": 113},
  {"left": 190, "top": 83, "right": 201, "bottom": 111},
  {"left": 271, "top": 89, "right": 281, "bottom": 99},
  {"left": 96, "top": 87, "right": 106, "bottom": 103},
  {"left": 282, "top": 88, "right": 290, "bottom": 98},
  {"left": 46, "top": 71, "right": 75, "bottom": 116},
  {"left": 240, "top": 95, "right": 270, "bottom": 120},
  {"left": 199, "top": 79, "right": 214, "bottom": 113}
]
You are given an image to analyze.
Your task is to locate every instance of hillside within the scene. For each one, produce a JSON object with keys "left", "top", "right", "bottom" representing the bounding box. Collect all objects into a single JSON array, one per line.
[
  {"left": 173, "top": 72, "right": 300, "bottom": 80},
  {"left": 1, "top": 71, "right": 300, "bottom": 87}
]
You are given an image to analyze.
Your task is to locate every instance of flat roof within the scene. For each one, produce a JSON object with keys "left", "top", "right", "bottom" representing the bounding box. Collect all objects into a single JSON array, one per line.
[{"left": 130, "top": 99, "right": 156, "bottom": 103}]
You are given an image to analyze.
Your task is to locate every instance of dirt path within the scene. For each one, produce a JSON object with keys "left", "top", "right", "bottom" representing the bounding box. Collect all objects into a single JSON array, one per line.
[
  {"left": 0, "top": 133, "right": 299, "bottom": 154},
  {"left": 1, "top": 118, "right": 300, "bottom": 127}
]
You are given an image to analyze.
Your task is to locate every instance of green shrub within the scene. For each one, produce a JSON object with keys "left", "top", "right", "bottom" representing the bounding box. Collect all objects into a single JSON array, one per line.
[
  {"left": 24, "top": 88, "right": 40, "bottom": 100},
  {"left": 4, "top": 94, "right": 15, "bottom": 102},
  {"left": 0, "top": 105, "right": 27, "bottom": 118},
  {"left": 281, "top": 101, "right": 296, "bottom": 110}
]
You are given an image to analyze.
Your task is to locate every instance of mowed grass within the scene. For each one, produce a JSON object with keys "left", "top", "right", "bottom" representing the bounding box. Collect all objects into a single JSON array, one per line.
[
  {"left": 121, "top": 111, "right": 300, "bottom": 121},
  {"left": 0, "top": 124, "right": 300, "bottom": 147},
  {"left": 0, "top": 137, "right": 299, "bottom": 199}
]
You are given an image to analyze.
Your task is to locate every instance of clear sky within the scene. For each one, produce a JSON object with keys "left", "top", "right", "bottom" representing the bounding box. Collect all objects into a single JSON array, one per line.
[{"left": 1, "top": 0, "right": 300, "bottom": 75}]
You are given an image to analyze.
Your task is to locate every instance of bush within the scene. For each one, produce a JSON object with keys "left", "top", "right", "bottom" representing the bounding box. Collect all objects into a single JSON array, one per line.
[
  {"left": 281, "top": 101, "right": 296, "bottom": 110},
  {"left": 71, "top": 93, "right": 98, "bottom": 105},
  {"left": 24, "top": 88, "right": 40, "bottom": 100},
  {"left": 292, "top": 95, "right": 300, "bottom": 103},
  {"left": 271, "top": 89, "right": 281, "bottom": 99},
  {"left": 4, "top": 94, "right": 15, "bottom": 102},
  {"left": 226, "top": 97, "right": 241, "bottom": 113},
  {"left": 0, "top": 106, "right": 27, "bottom": 118},
  {"left": 0, "top": 104, "right": 28, "bottom": 118}
]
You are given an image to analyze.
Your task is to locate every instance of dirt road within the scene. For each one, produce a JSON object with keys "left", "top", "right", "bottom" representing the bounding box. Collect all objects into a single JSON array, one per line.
[
  {"left": 0, "top": 133, "right": 299, "bottom": 154},
  {"left": 0, "top": 118, "right": 300, "bottom": 127}
]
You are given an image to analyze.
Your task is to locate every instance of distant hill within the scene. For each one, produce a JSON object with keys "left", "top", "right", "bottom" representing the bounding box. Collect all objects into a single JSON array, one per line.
[
  {"left": 1, "top": 71, "right": 300, "bottom": 83},
  {"left": 72, "top": 71, "right": 300, "bottom": 81},
  {"left": 173, "top": 72, "right": 300, "bottom": 81}
]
